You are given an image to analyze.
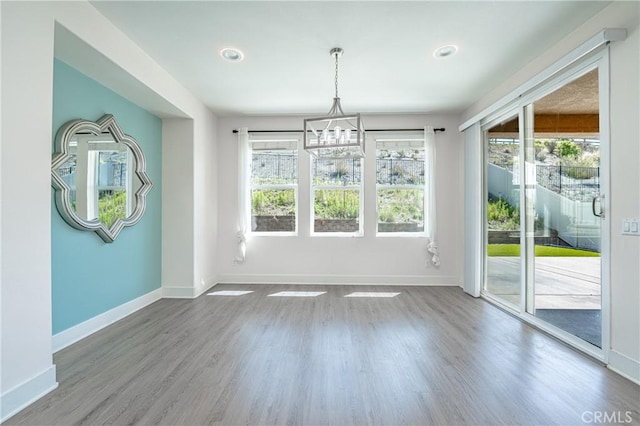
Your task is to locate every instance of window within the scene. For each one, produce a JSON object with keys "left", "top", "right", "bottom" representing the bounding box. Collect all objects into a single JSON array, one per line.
[
  {"left": 250, "top": 139, "right": 298, "bottom": 233},
  {"left": 311, "top": 157, "right": 362, "bottom": 234},
  {"left": 376, "top": 139, "right": 425, "bottom": 234},
  {"left": 66, "top": 136, "right": 133, "bottom": 228},
  {"left": 95, "top": 149, "right": 132, "bottom": 228}
]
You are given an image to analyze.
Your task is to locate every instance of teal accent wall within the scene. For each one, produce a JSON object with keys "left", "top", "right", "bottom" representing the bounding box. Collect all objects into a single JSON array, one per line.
[{"left": 52, "top": 59, "right": 162, "bottom": 334}]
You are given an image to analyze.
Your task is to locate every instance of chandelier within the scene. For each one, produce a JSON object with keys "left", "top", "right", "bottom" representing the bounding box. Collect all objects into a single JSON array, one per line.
[{"left": 304, "top": 47, "right": 365, "bottom": 159}]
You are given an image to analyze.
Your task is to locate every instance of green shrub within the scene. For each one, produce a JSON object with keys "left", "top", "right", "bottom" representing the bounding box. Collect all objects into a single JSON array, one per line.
[
  {"left": 487, "top": 197, "right": 546, "bottom": 231},
  {"left": 390, "top": 164, "right": 406, "bottom": 178},
  {"left": 252, "top": 189, "right": 295, "bottom": 216},
  {"left": 314, "top": 189, "right": 359, "bottom": 219},
  {"left": 562, "top": 151, "right": 599, "bottom": 167},
  {"left": 544, "top": 139, "right": 558, "bottom": 155},
  {"left": 377, "top": 189, "right": 423, "bottom": 224},
  {"left": 557, "top": 140, "right": 581, "bottom": 158},
  {"left": 532, "top": 140, "right": 548, "bottom": 161},
  {"left": 561, "top": 152, "right": 600, "bottom": 179},
  {"left": 333, "top": 160, "right": 351, "bottom": 179},
  {"left": 487, "top": 198, "right": 516, "bottom": 221},
  {"left": 487, "top": 197, "right": 520, "bottom": 231}
]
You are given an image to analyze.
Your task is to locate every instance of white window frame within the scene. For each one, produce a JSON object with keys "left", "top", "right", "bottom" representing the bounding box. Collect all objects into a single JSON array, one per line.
[
  {"left": 375, "top": 134, "right": 428, "bottom": 238},
  {"left": 248, "top": 137, "right": 299, "bottom": 236},
  {"left": 310, "top": 157, "right": 364, "bottom": 237}
]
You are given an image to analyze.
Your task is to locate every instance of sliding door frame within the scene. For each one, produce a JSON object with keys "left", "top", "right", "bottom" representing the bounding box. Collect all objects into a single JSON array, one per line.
[
  {"left": 479, "top": 47, "right": 611, "bottom": 363},
  {"left": 481, "top": 109, "right": 526, "bottom": 313}
]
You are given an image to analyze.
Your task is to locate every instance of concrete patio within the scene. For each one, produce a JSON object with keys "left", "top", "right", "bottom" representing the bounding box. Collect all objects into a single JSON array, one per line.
[{"left": 486, "top": 256, "right": 601, "bottom": 309}]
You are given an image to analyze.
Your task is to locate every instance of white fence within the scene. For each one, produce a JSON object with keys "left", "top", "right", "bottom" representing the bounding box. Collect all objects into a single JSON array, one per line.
[{"left": 488, "top": 163, "right": 600, "bottom": 251}]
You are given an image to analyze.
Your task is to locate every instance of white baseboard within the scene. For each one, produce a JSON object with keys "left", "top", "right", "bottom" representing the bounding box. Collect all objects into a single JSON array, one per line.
[
  {"left": 163, "top": 276, "right": 218, "bottom": 299},
  {"left": 215, "top": 274, "right": 459, "bottom": 286},
  {"left": 1, "top": 365, "right": 58, "bottom": 423},
  {"left": 52, "top": 288, "right": 162, "bottom": 353},
  {"left": 53, "top": 279, "right": 218, "bottom": 354},
  {"left": 162, "top": 285, "right": 198, "bottom": 299},
  {"left": 196, "top": 276, "right": 218, "bottom": 297},
  {"left": 608, "top": 350, "right": 640, "bottom": 384}
]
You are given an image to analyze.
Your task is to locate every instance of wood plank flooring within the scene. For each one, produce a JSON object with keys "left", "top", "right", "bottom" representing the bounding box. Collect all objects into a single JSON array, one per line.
[{"left": 7, "top": 285, "right": 640, "bottom": 425}]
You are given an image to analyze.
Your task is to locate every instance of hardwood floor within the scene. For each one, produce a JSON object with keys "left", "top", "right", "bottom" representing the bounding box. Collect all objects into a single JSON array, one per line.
[{"left": 7, "top": 285, "right": 639, "bottom": 425}]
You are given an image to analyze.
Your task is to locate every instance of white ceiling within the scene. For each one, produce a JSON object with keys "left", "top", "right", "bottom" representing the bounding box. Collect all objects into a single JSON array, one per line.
[{"left": 89, "top": 1, "right": 610, "bottom": 117}]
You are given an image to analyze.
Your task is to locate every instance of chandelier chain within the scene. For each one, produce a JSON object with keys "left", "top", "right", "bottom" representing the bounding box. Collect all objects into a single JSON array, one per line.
[{"left": 334, "top": 52, "right": 339, "bottom": 99}]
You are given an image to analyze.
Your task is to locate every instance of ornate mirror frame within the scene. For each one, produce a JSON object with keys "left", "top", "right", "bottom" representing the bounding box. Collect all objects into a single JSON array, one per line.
[{"left": 51, "top": 114, "right": 153, "bottom": 243}]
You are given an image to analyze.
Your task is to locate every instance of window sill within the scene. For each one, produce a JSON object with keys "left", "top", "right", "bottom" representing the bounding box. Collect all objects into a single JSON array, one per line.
[
  {"left": 249, "top": 232, "right": 298, "bottom": 237},
  {"left": 376, "top": 232, "right": 427, "bottom": 238},
  {"left": 310, "top": 232, "right": 364, "bottom": 238}
]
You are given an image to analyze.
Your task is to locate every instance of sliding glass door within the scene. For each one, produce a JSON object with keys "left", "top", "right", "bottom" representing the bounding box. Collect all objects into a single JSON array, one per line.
[
  {"left": 525, "top": 69, "right": 603, "bottom": 348},
  {"left": 483, "top": 62, "right": 607, "bottom": 352},
  {"left": 484, "top": 113, "right": 522, "bottom": 308}
]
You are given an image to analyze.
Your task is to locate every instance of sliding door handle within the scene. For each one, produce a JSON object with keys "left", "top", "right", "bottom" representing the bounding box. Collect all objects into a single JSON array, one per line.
[{"left": 592, "top": 195, "right": 605, "bottom": 218}]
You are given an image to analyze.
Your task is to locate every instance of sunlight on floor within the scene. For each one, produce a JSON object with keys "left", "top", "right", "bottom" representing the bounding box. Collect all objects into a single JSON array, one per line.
[
  {"left": 344, "top": 292, "right": 400, "bottom": 298},
  {"left": 268, "top": 291, "right": 327, "bottom": 297},
  {"left": 207, "top": 290, "right": 254, "bottom": 296}
]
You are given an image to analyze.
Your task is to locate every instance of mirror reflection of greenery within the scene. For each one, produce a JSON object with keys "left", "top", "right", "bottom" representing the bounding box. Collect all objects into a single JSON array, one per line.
[{"left": 98, "top": 190, "right": 127, "bottom": 228}]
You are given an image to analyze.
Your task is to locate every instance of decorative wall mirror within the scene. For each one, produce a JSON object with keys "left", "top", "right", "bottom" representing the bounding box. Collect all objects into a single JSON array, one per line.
[{"left": 51, "top": 114, "right": 153, "bottom": 242}]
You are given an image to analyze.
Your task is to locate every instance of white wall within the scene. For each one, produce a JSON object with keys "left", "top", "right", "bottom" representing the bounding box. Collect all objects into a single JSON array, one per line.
[
  {"left": 162, "top": 114, "right": 219, "bottom": 297},
  {"left": 608, "top": 6, "right": 640, "bottom": 380},
  {"left": 0, "top": 1, "right": 218, "bottom": 421},
  {"left": 194, "top": 113, "right": 219, "bottom": 294},
  {"left": 216, "top": 114, "right": 464, "bottom": 285},
  {"left": 162, "top": 119, "right": 196, "bottom": 292},
  {"left": 461, "top": 1, "right": 640, "bottom": 382},
  {"left": 1, "top": 4, "right": 57, "bottom": 420}
]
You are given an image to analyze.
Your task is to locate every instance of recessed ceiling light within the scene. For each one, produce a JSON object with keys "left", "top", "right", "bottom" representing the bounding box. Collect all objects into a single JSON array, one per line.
[
  {"left": 220, "top": 47, "right": 244, "bottom": 62},
  {"left": 433, "top": 45, "right": 458, "bottom": 59}
]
